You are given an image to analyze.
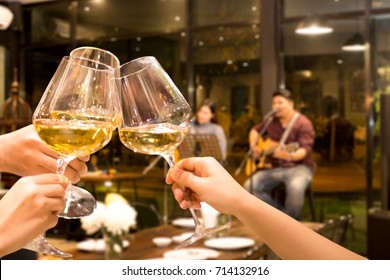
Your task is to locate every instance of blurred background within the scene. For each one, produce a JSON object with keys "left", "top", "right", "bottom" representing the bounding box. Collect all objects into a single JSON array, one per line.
[{"left": 2, "top": 0, "right": 390, "bottom": 258}]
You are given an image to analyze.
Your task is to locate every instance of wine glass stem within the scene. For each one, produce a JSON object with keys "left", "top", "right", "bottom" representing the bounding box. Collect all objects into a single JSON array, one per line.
[
  {"left": 162, "top": 152, "right": 204, "bottom": 228},
  {"left": 57, "top": 157, "right": 74, "bottom": 193},
  {"left": 162, "top": 153, "right": 175, "bottom": 167}
]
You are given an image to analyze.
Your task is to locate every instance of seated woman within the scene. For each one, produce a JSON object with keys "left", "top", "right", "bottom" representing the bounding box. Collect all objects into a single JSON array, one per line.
[{"left": 189, "top": 99, "right": 228, "bottom": 161}]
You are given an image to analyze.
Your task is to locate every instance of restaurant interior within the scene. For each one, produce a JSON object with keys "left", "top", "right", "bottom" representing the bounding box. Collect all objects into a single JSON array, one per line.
[{"left": 1, "top": 0, "right": 390, "bottom": 260}]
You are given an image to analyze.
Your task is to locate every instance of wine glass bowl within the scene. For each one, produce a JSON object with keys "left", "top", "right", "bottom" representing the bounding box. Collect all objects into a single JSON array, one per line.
[
  {"left": 118, "top": 56, "right": 191, "bottom": 163},
  {"left": 33, "top": 56, "right": 117, "bottom": 219},
  {"left": 118, "top": 56, "right": 229, "bottom": 248}
]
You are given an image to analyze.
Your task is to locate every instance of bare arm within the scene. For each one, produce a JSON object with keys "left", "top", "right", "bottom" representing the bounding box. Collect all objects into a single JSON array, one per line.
[
  {"left": 215, "top": 125, "right": 227, "bottom": 160},
  {"left": 248, "top": 128, "right": 259, "bottom": 150},
  {"left": 236, "top": 193, "right": 364, "bottom": 260},
  {"left": 273, "top": 146, "right": 307, "bottom": 162},
  {"left": 166, "top": 157, "right": 365, "bottom": 260}
]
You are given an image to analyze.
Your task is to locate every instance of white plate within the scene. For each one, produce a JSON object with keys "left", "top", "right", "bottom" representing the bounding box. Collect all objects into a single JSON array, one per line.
[
  {"left": 163, "top": 248, "right": 220, "bottom": 260},
  {"left": 77, "top": 238, "right": 129, "bottom": 252},
  {"left": 204, "top": 237, "right": 255, "bottom": 250},
  {"left": 172, "top": 218, "right": 195, "bottom": 228}
]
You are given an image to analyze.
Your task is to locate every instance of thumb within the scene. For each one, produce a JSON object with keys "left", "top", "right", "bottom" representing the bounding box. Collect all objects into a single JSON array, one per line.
[{"left": 167, "top": 167, "right": 204, "bottom": 193}]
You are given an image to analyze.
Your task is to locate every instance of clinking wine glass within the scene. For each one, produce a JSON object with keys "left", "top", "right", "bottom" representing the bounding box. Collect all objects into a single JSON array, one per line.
[
  {"left": 70, "top": 46, "right": 122, "bottom": 127},
  {"left": 117, "top": 56, "right": 230, "bottom": 249},
  {"left": 27, "top": 56, "right": 118, "bottom": 257}
]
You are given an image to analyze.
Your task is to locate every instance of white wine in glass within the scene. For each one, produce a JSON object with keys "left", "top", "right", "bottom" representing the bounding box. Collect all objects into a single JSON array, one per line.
[
  {"left": 118, "top": 56, "right": 229, "bottom": 249},
  {"left": 119, "top": 124, "right": 189, "bottom": 155},
  {"left": 34, "top": 116, "right": 113, "bottom": 157}
]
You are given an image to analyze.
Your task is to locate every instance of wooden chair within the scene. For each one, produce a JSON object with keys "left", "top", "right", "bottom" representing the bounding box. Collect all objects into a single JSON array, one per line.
[
  {"left": 128, "top": 201, "right": 163, "bottom": 230},
  {"left": 306, "top": 182, "right": 316, "bottom": 221},
  {"left": 239, "top": 243, "right": 269, "bottom": 260},
  {"left": 316, "top": 214, "right": 352, "bottom": 245}
]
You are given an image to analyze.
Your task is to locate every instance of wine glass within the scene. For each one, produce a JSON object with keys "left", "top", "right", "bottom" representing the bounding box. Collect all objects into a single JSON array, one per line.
[
  {"left": 33, "top": 56, "right": 117, "bottom": 218},
  {"left": 70, "top": 46, "right": 122, "bottom": 127},
  {"left": 27, "top": 56, "right": 118, "bottom": 257},
  {"left": 117, "top": 56, "right": 230, "bottom": 249}
]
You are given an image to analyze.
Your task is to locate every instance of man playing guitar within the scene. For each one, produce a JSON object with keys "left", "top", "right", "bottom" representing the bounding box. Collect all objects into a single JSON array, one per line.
[{"left": 243, "top": 89, "right": 315, "bottom": 220}]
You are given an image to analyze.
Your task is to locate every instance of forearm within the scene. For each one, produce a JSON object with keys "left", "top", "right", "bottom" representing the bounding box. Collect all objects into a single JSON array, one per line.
[
  {"left": 0, "top": 217, "right": 36, "bottom": 258},
  {"left": 290, "top": 148, "right": 307, "bottom": 161},
  {"left": 0, "top": 210, "right": 23, "bottom": 257},
  {"left": 216, "top": 128, "right": 227, "bottom": 160},
  {"left": 248, "top": 129, "right": 259, "bottom": 148},
  {"left": 233, "top": 193, "right": 365, "bottom": 260},
  {"left": 0, "top": 133, "right": 11, "bottom": 172},
  {"left": 0, "top": 231, "right": 11, "bottom": 257}
]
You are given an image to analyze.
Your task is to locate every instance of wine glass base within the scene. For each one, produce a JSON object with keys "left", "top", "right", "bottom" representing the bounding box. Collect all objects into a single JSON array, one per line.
[
  {"left": 24, "top": 235, "right": 73, "bottom": 258},
  {"left": 58, "top": 185, "right": 97, "bottom": 219},
  {"left": 175, "top": 222, "right": 231, "bottom": 250}
]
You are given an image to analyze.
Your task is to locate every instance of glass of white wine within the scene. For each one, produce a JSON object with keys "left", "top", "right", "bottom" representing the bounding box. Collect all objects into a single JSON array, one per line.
[
  {"left": 117, "top": 56, "right": 229, "bottom": 249},
  {"left": 28, "top": 56, "right": 118, "bottom": 257}
]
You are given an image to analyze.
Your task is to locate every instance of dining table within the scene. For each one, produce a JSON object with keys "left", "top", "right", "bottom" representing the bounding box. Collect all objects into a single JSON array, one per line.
[
  {"left": 42, "top": 219, "right": 322, "bottom": 260},
  {"left": 79, "top": 171, "right": 145, "bottom": 199}
]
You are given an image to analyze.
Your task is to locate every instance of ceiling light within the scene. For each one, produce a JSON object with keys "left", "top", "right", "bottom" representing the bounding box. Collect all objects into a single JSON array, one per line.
[
  {"left": 341, "top": 33, "right": 365, "bottom": 52},
  {"left": 295, "top": 15, "right": 333, "bottom": 35}
]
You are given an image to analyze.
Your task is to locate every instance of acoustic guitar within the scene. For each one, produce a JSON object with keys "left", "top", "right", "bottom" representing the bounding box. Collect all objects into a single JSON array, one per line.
[{"left": 245, "top": 138, "right": 299, "bottom": 176}]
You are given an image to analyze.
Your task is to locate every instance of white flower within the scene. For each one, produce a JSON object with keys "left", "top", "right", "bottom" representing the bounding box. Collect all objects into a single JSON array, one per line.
[
  {"left": 103, "top": 201, "right": 137, "bottom": 236},
  {"left": 113, "top": 243, "right": 122, "bottom": 253},
  {"left": 80, "top": 196, "right": 137, "bottom": 238},
  {"left": 80, "top": 201, "right": 106, "bottom": 235}
]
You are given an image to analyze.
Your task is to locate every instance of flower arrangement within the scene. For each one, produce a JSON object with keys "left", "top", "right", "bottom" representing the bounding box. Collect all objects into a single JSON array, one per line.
[{"left": 80, "top": 193, "right": 137, "bottom": 259}]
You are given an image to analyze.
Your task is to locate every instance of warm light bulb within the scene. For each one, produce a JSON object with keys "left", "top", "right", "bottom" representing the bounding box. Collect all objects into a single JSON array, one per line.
[{"left": 295, "top": 15, "right": 334, "bottom": 35}]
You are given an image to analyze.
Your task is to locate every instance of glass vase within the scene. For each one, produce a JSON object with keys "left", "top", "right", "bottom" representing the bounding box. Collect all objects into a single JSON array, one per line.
[{"left": 103, "top": 233, "right": 122, "bottom": 260}]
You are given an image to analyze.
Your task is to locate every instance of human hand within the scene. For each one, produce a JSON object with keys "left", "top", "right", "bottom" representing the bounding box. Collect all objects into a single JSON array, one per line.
[
  {"left": 251, "top": 145, "right": 262, "bottom": 159},
  {"left": 0, "top": 174, "right": 68, "bottom": 257},
  {"left": 0, "top": 125, "right": 89, "bottom": 183},
  {"left": 272, "top": 146, "right": 290, "bottom": 161},
  {"left": 165, "top": 157, "right": 248, "bottom": 215}
]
